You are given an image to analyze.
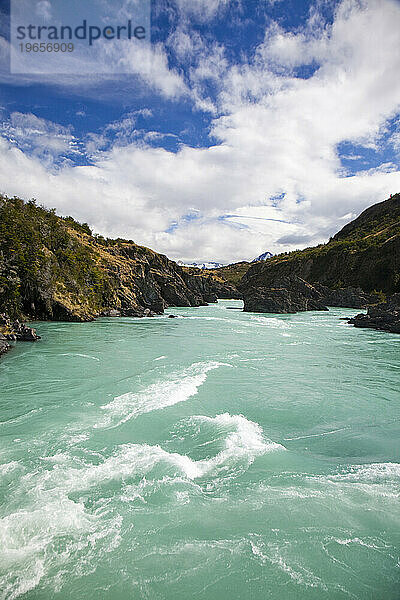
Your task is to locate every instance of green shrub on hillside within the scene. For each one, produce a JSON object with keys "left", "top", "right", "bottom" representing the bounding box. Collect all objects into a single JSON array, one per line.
[{"left": 0, "top": 195, "right": 114, "bottom": 318}]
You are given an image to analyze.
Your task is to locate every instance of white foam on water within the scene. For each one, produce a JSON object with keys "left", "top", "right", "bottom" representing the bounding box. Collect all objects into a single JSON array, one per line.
[
  {"left": 175, "top": 490, "right": 190, "bottom": 505},
  {"left": 333, "top": 537, "right": 386, "bottom": 550},
  {"left": 131, "top": 315, "right": 168, "bottom": 320},
  {"left": 95, "top": 361, "right": 229, "bottom": 429},
  {"left": 252, "top": 483, "right": 326, "bottom": 501},
  {"left": 331, "top": 462, "right": 400, "bottom": 482},
  {"left": 65, "top": 433, "right": 90, "bottom": 446},
  {"left": 0, "top": 408, "right": 43, "bottom": 427},
  {"left": 183, "top": 414, "right": 285, "bottom": 479},
  {"left": 120, "top": 474, "right": 203, "bottom": 505},
  {"left": 0, "top": 461, "right": 21, "bottom": 477},
  {"left": 0, "top": 492, "right": 121, "bottom": 600},
  {"left": 249, "top": 316, "right": 290, "bottom": 329},
  {"left": 178, "top": 316, "right": 231, "bottom": 322},
  {"left": 184, "top": 315, "right": 291, "bottom": 330},
  {"left": 0, "top": 412, "right": 283, "bottom": 598},
  {"left": 250, "top": 539, "right": 328, "bottom": 591},
  {"left": 59, "top": 353, "right": 100, "bottom": 361},
  {"left": 242, "top": 461, "right": 400, "bottom": 512},
  {"left": 173, "top": 314, "right": 293, "bottom": 332},
  {"left": 0, "top": 497, "right": 92, "bottom": 568},
  {"left": 284, "top": 428, "right": 347, "bottom": 441},
  {"left": 239, "top": 357, "right": 270, "bottom": 362},
  {"left": 26, "top": 414, "right": 284, "bottom": 498},
  {"left": 297, "top": 463, "right": 400, "bottom": 502}
]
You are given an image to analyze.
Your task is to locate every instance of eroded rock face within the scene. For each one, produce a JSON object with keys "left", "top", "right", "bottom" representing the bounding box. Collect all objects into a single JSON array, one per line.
[
  {"left": 238, "top": 193, "right": 400, "bottom": 297},
  {"left": 183, "top": 269, "right": 241, "bottom": 302},
  {"left": 241, "top": 275, "right": 328, "bottom": 314},
  {"left": 1, "top": 236, "right": 241, "bottom": 323},
  {"left": 0, "top": 196, "right": 242, "bottom": 323},
  {"left": 0, "top": 314, "right": 41, "bottom": 341},
  {"left": 12, "top": 321, "right": 41, "bottom": 341},
  {"left": 239, "top": 261, "right": 384, "bottom": 314},
  {"left": 314, "top": 285, "right": 382, "bottom": 309},
  {"left": 0, "top": 333, "right": 10, "bottom": 356},
  {"left": 0, "top": 313, "right": 40, "bottom": 357},
  {"left": 349, "top": 294, "right": 400, "bottom": 333},
  {"left": 91, "top": 256, "right": 240, "bottom": 321}
]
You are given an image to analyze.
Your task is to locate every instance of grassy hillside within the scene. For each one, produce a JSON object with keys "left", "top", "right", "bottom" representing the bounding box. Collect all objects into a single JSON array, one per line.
[
  {"left": 332, "top": 194, "right": 400, "bottom": 242},
  {"left": 0, "top": 195, "right": 237, "bottom": 321},
  {"left": 240, "top": 193, "right": 400, "bottom": 295},
  {"left": 0, "top": 196, "right": 111, "bottom": 319},
  {"left": 210, "top": 262, "right": 251, "bottom": 285}
]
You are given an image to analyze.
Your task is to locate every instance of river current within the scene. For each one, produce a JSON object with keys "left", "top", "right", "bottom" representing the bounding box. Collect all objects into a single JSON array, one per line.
[{"left": 0, "top": 300, "right": 399, "bottom": 599}]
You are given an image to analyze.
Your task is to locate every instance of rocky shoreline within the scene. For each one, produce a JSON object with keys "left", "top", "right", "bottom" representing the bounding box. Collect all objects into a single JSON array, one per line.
[
  {"left": 239, "top": 274, "right": 382, "bottom": 315},
  {"left": 2, "top": 287, "right": 399, "bottom": 361},
  {"left": 232, "top": 192, "right": 400, "bottom": 330},
  {"left": 0, "top": 314, "right": 41, "bottom": 357},
  {"left": 237, "top": 273, "right": 400, "bottom": 334},
  {"left": 313, "top": 285, "right": 382, "bottom": 309},
  {"left": 0, "top": 195, "right": 241, "bottom": 324},
  {"left": 1, "top": 193, "right": 399, "bottom": 344},
  {"left": 348, "top": 294, "right": 400, "bottom": 334}
]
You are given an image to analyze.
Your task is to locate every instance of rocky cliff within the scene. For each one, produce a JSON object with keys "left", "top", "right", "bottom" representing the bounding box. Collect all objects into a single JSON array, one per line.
[
  {"left": 242, "top": 275, "right": 329, "bottom": 314},
  {"left": 349, "top": 294, "right": 400, "bottom": 334},
  {"left": 239, "top": 193, "right": 400, "bottom": 313},
  {"left": 240, "top": 193, "right": 400, "bottom": 298},
  {"left": 0, "top": 195, "right": 238, "bottom": 322}
]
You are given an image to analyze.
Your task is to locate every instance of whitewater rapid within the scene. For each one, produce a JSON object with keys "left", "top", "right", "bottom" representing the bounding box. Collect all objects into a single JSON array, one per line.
[
  {"left": 0, "top": 353, "right": 285, "bottom": 599},
  {"left": 0, "top": 301, "right": 399, "bottom": 600}
]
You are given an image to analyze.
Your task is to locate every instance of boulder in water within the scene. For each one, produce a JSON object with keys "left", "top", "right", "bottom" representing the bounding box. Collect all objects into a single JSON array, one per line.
[
  {"left": 349, "top": 294, "right": 400, "bottom": 333},
  {"left": 0, "top": 314, "right": 40, "bottom": 357}
]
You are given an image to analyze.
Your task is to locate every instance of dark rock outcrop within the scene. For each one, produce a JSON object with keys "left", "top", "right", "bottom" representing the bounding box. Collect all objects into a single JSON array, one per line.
[
  {"left": 1, "top": 314, "right": 40, "bottom": 341},
  {"left": 183, "top": 268, "right": 241, "bottom": 301},
  {"left": 241, "top": 275, "right": 328, "bottom": 314},
  {"left": 314, "top": 285, "right": 382, "bottom": 309},
  {"left": 0, "top": 195, "right": 241, "bottom": 323},
  {"left": 0, "top": 313, "right": 40, "bottom": 357},
  {"left": 0, "top": 333, "right": 10, "bottom": 356},
  {"left": 238, "top": 194, "right": 400, "bottom": 315},
  {"left": 239, "top": 193, "right": 400, "bottom": 296},
  {"left": 241, "top": 275, "right": 381, "bottom": 315},
  {"left": 101, "top": 309, "right": 121, "bottom": 317},
  {"left": 9, "top": 320, "right": 41, "bottom": 341},
  {"left": 349, "top": 294, "right": 400, "bottom": 333}
]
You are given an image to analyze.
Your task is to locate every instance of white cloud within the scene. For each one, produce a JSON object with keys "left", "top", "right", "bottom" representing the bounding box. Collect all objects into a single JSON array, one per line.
[
  {"left": 35, "top": 0, "right": 52, "bottom": 21},
  {"left": 0, "top": 113, "right": 82, "bottom": 167},
  {"left": 167, "top": 25, "right": 229, "bottom": 113},
  {"left": 0, "top": 0, "right": 400, "bottom": 263},
  {"left": 117, "top": 42, "right": 188, "bottom": 99},
  {"left": 389, "top": 120, "right": 400, "bottom": 154},
  {"left": 173, "top": 0, "right": 233, "bottom": 21},
  {"left": 0, "top": 34, "right": 187, "bottom": 103}
]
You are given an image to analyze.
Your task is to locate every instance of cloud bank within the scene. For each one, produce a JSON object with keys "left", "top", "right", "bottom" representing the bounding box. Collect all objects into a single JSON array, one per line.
[{"left": 0, "top": 0, "right": 399, "bottom": 263}]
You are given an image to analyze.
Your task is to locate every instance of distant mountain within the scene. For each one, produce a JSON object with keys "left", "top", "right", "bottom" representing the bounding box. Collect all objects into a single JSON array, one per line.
[
  {"left": 252, "top": 251, "right": 273, "bottom": 262},
  {"left": 179, "top": 252, "right": 273, "bottom": 274},
  {"left": 177, "top": 260, "right": 225, "bottom": 270}
]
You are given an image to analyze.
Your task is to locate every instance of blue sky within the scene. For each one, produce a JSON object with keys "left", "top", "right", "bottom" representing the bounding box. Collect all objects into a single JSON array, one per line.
[{"left": 0, "top": 0, "right": 399, "bottom": 263}]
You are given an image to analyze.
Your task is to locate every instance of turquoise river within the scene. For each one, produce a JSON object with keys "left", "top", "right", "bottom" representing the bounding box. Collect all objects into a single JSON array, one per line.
[{"left": 0, "top": 300, "right": 399, "bottom": 599}]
